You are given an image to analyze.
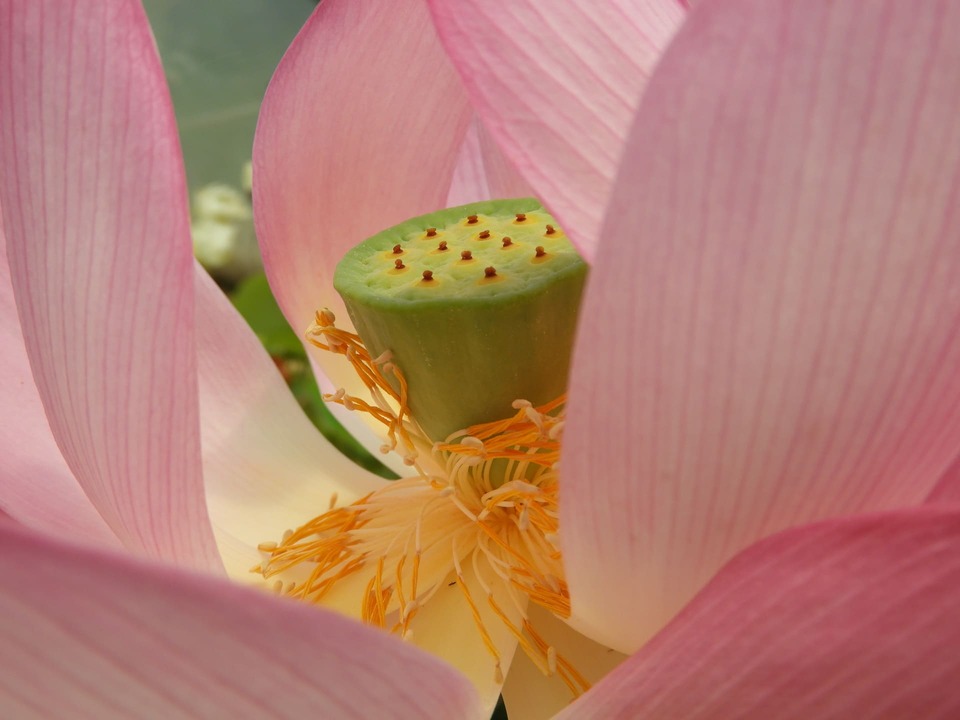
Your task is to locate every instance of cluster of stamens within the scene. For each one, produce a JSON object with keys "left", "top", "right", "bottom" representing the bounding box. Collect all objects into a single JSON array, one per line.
[{"left": 254, "top": 310, "right": 588, "bottom": 697}]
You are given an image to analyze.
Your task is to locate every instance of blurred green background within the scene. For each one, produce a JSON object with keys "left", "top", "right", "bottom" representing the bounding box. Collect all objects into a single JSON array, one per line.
[{"left": 144, "top": 0, "right": 315, "bottom": 189}]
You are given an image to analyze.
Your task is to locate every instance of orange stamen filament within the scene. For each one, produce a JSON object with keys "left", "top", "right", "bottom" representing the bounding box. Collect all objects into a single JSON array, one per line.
[{"left": 258, "top": 310, "right": 588, "bottom": 698}]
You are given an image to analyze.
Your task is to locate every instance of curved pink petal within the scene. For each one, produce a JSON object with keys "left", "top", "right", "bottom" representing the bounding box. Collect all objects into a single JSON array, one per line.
[
  {"left": 563, "top": 0, "right": 960, "bottom": 651},
  {"left": 556, "top": 508, "right": 960, "bottom": 719},
  {"left": 501, "top": 605, "right": 626, "bottom": 720},
  {"left": 446, "top": 118, "right": 494, "bottom": 207},
  {"left": 253, "top": 0, "right": 473, "bottom": 408},
  {"left": 400, "top": 563, "right": 522, "bottom": 714},
  {"left": 446, "top": 116, "right": 533, "bottom": 207},
  {"left": 475, "top": 120, "right": 535, "bottom": 201},
  {"left": 0, "top": 521, "right": 482, "bottom": 719},
  {"left": 0, "top": 0, "right": 219, "bottom": 570},
  {"left": 193, "top": 265, "right": 386, "bottom": 578},
  {"left": 927, "top": 453, "right": 960, "bottom": 504},
  {"left": 0, "top": 217, "right": 119, "bottom": 549},
  {"left": 427, "top": 0, "right": 687, "bottom": 256}
]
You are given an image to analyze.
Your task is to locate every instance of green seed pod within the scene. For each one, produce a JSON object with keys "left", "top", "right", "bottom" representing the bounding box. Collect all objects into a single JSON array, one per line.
[{"left": 333, "top": 199, "right": 586, "bottom": 442}]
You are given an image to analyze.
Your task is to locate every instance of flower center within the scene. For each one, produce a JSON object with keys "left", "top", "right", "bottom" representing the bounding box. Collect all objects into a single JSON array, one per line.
[
  {"left": 333, "top": 197, "right": 586, "bottom": 442},
  {"left": 256, "top": 200, "right": 589, "bottom": 696}
]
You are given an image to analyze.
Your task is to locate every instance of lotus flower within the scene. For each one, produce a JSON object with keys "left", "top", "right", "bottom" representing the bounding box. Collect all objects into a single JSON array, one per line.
[{"left": 2, "top": 0, "right": 960, "bottom": 717}]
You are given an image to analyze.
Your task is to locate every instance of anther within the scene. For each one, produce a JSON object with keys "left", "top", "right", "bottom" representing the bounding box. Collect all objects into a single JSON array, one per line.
[
  {"left": 535, "top": 246, "right": 546, "bottom": 257},
  {"left": 518, "top": 505, "right": 530, "bottom": 531},
  {"left": 318, "top": 308, "right": 336, "bottom": 327},
  {"left": 426, "top": 227, "right": 437, "bottom": 237},
  {"left": 401, "top": 600, "right": 419, "bottom": 621},
  {"left": 502, "top": 236, "right": 513, "bottom": 247},
  {"left": 479, "top": 230, "right": 490, "bottom": 239},
  {"left": 545, "top": 224, "right": 556, "bottom": 235},
  {"left": 394, "top": 258, "right": 405, "bottom": 269},
  {"left": 515, "top": 213, "right": 527, "bottom": 222},
  {"left": 422, "top": 270, "right": 434, "bottom": 282},
  {"left": 484, "top": 266, "right": 497, "bottom": 278},
  {"left": 461, "top": 436, "right": 485, "bottom": 451},
  {"left": 461, "top": 250, "right": 473, "bottom": 260},
  {"left": 392, "top": 244, "right": 403, "bottom": 254},
  {"left": 467, "top": 214, "right": 479, "bottom": 224},
  {"left": 438, "top": 240, "right": 448, "bottom": 251}
]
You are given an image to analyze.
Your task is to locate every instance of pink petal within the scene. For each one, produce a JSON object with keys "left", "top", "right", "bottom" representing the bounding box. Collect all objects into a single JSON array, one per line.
[
  {"left": 556, "top": 508, "right": 960, "bottom": 719},
  {"left": 927, "top": 453, "right": 960, "bottom": 504},
  {"left": 0, "top": 217, "right": 119, "bottom": 549},
  {"left": 474, "top": 120, "right": 535, "bottom": 200},
  {"left": 0, "top": 0, "right": 220, "bottom": 570},
  {"left": 398, "top": 562, "right": 521, "bottom": 713},
  {"left": 0, "top": 521, "right": 482, "bottom": 719},
  {"left": 253, "top": 0, "right": 473, "bottom": 406},
  {"left": 427, "top": 0, "right": 687, "bottom": 256},
  {"left": 501, "top": 605, "right": 626, "bottom": 720},
  {"left": 193, "top": 265, "right": 386, "bottom": 578},
  {"left": 446, "top": 118, "right": 494, "bottom": 207},
  {"left": 563, "top": 0, "right": 960, "bottom": 651},
  {"left": 446, "top": 116, "right": 533, "bottom": 207}
]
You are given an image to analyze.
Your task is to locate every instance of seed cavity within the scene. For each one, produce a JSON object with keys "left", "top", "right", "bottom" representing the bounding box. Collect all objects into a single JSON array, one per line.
[{"left": 338, "top": 201, "right": 582, "bottom": 304}]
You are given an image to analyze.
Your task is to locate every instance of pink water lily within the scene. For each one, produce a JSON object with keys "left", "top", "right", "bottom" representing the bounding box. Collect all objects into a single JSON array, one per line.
[{"left": 2, "top": 0, "right": 960, "bottom": 717}]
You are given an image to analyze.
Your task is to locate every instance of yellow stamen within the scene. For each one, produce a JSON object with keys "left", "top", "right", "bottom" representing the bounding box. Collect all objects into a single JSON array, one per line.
[{"left": 258, "top": 311, "right": 588, "bottom": 698}]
